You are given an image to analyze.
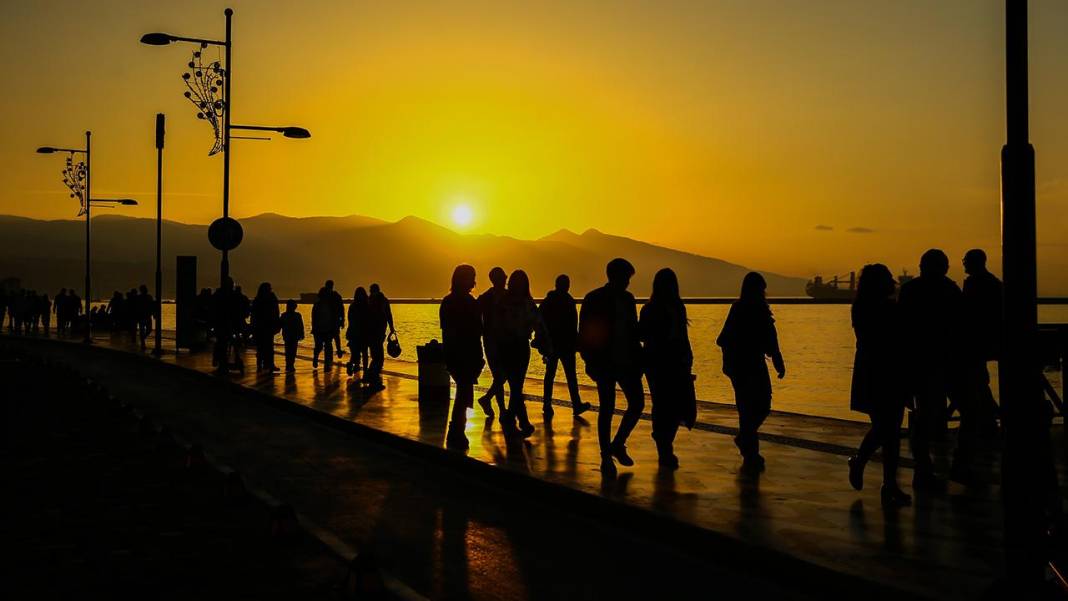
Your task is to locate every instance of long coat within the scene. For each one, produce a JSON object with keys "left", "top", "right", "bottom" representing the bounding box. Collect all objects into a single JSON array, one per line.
[
  {"left": 850, "top": 297, "right": 906, "bottom": 415},
  {"left": 716, "top": 300, "right": 783, "bottom": 404}
]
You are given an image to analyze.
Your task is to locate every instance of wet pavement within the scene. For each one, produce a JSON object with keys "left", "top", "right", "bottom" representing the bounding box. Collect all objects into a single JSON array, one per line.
[{"left": 6, "top": 331, "right": 1066, "bottom": 600}]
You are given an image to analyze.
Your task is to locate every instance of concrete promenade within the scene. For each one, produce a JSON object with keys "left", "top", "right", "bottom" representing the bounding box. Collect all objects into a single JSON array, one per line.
[{"left": 5, "top": 331, "right": 1065, "bottom": 599}]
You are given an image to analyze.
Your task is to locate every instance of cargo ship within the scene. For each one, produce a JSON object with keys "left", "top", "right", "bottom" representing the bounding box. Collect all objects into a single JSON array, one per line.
[{"left": 806, "top": 270, "right": 914, "bottom": 300}]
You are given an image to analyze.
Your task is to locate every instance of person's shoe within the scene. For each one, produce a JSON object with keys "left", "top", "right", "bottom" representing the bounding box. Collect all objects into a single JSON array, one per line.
[
  {"left": 346, "top": 362, "right": 354, "bottom": 376},
  {"left": 658, "top": 453, "right": 680, "bottom": 469},
  {"left": 446, "top": 429, "right": 469, "bottom": 451},
  {"left": 269, "top": 366, "right": 280, "bottom": 373},
  {"left": 573, "top": 401, "right": 592, "bottom": 417},
  {"left": 477, "top": 395, "right": 495, "bottom": 418},
  {"left": 741, "top": 454, "right": 766, "bottom": 474},
  {"left": 600, "top": 453, "right": 617, "bottom": 478},
  {"left": 312, "top": 358, "right": 318, "bottom": 369},
  {"left": 912, "top": 470, "right": 943, "bottom": 492},
  {"left": 324, "top": 362, "right": 333, "bottom": 370},
  {"left": 610, "top": 443, "right": 634, "bottom": 467},
  {"left": 848, "top": 456, "right": 864, "bottom": 491},
  {"left": 543, "top": 404, "right": 554, "bottom": 418},
  {"left": 285, "top": 367, "right": 296, "bottom": 374},
  {"left": 881, "top": 485, "right": 912, "bottom": 508},
  {"left": 519, "top": 422, "right": 536, "bottom": 438},
  {"left": 337, "top": 349, "right": 345, "bottom": 358}
]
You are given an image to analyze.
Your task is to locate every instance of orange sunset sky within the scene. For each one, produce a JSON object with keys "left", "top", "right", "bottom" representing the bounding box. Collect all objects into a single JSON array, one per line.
[{"left": 1, "top": 1, "right": 1066, "bottom": 292}]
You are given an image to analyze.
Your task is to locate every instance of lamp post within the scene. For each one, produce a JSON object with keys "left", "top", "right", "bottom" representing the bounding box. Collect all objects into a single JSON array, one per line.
[{"left": 141, "top": 8, "right": 310, "bottom": 286}]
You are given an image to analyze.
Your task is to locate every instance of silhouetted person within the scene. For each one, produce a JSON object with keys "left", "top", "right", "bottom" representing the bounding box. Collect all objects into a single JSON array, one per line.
[
  {"left": 0, "top": 290, "right": 7, "bottom": 333},
  {"left": 279, "top": 300, "right": 304, "bottom": 373},
  {"left": 346, "top": 287, "right": 370, "bottom": 377},
  {"left": 898, "top": 248, "right": 962, "bottom": 489},
  {"left": 495, "top": 269, "right": 550, "bottom": 438},
  {"left": 323, "top": 280, "right": 345, "bottom": 358},
  {"left": 211, "top": 277, "right": 242, "bottom": 373},
  {"left": 54, "top": 288, "right": 68, "bottom": 336},
  {"left": 440, "top": 265, "right": 485, "bottom": 450},
  {"left": 847, "top": 264, "right": 911, "bottom": 508},
  {"left": 640, "top": 268, "right": 696, "bottom": 469},
  {"left": 953, "top": 248, "right": 1003, "bottom": 483},
  {"left": 539, "top": 274, "right": 591, "bottom": 418},
  {"left": 68, "top": 290, "right": 81, "bottom": 334},
  {"left": 107, "top": 291, "right": 124, "bottom": 334},
  {"left": 311, "top": 286, "right": 336, "bottom": 370},
  {"left": 234, "top": 285, "right": 251, "bottom": 341},
  {"left": 579, "top": 258, "right": 645, "bottom": 477},
  {"left": 251, "top": 282, "right": 281, "bottom": 372},
  {"left": 136, "top": 284, "right": 153, "bottom": 350},
  {"left": 39, "top": 293, "right": 51, "bottom": 337},
  {"left": 476, "top": 267, "right": 509, "bottom": 418},
  {"left": 717, "top": 272, "right": 785, "bottom": 472},
  {"left": 365, "top": 283, "right": 395, "bottom": 388},
  {"left": 125, "top": 289, "right": 139, "bottom": 341}
]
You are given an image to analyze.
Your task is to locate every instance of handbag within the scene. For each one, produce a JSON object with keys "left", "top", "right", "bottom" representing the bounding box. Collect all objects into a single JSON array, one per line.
[{"left": 386, "top": 331, "right": 402, "bottom": 358}]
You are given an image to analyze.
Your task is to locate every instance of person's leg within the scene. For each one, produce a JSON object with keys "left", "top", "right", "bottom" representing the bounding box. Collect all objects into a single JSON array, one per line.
[
  {"left": 313, "top": 334, "right": 323, "bottom": 367},
  {"left": 324, "top": 335, "right": 334, "bottom": 368},
  {"left": 448, "top": 379, "right": 473, "bottom": 449},
  {"left": 561, "top": 353, "right": 587, "bottom": 412},
  {"left": 857, "top": 422, "right": 880, "bottom": 463},
  {"left": 596, "top": 378, "right": 617, "bottom": 455},
  {"left": 612, "top": 376, "right": 645, "bottom": 451},
  {"left": 285, "top": 340, "right": 296, "bottom": 371},
  {"left": 880, "top": 404, "right": 904, "bottom": 489},
  {"left": 367, "top": 335, "right": 384, "bottom": 381},
  {"left": 909, "top": 383, "right": 936, "bottom": 480},
  {"left": 334, "top": 328, "right": 344, "bottom": 356},
  {"left": 543, "top": 354, "right": 559, "bottom": 405},
  {"left": 510, "top": 348, "right": 532, "bottom": 433}
]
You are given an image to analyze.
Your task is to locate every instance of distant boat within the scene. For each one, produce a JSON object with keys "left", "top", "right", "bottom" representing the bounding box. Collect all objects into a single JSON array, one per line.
[
  {"left": 806, "top": 270, "right": 914, "bottom": 300},
  {"left": 805, "top": 272, "right": 856, "bottom": 300}
]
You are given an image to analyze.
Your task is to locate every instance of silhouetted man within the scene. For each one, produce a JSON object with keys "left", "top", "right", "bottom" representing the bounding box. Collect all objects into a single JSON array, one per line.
[
  {"left": 539, "top": 274, "right": 591, "bottom": 418},
  {"left": 211, "top": 277, "right": 241, "bottom": 373},
  {"left": 952, "top": 249, "right": 1003, "bottom": 482},
  {"left": 476, "top": 267, "right": 508, "bottom": 418},
  {"left": 579, "top": 258, "right": 645, "bottom": 477},
  {"left": 53, "top": 289, "right": 67, "bottom": 336},
  {"left": 323, "top": 280, "right": 345, "bottom": 358},
  {"left": 898, "top": 248, "right": 962, "bottom": 489},
  {"left": 136, "top": 284, "right": 154, "bottom": 351},
  {"left": 365, "top": 283, "right": 395, "bottom": 388}
]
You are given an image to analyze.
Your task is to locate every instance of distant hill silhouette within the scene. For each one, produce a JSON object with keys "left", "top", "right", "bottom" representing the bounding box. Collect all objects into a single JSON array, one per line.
[{"left": 0, "top": 213, "right": 805, "bottom": 299}]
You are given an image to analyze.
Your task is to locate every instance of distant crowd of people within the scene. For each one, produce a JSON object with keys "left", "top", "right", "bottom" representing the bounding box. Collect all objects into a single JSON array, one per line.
[
  {"left": 1, "top": 289, "right": 59, "bottom": 336},
  {"left": 1, "top": 286, "right": 157, "bottom": 349}
]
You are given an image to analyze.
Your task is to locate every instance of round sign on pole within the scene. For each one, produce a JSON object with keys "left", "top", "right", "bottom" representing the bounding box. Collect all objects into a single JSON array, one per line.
[{"left": 208, "top": 217, "right": 243, "bottom": 251}]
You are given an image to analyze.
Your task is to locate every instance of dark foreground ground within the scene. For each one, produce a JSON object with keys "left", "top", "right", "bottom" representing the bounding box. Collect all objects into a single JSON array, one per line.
[
  {"left": 0, "top": 342, "right": 823, "bottom": 601},
  {"left": 0, "top": 351, "right": 345, "bottom": 599}
]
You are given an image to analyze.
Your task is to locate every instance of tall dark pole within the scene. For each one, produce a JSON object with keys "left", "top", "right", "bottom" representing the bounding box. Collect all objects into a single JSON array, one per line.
[
  {"left": 220, "top": 7, "right": 233, "bottom": 285},
  {"left": 1000, "top": 0, "right": 1051, "bottom": 590},
  {"left": 83, "top": 130, "right": 92, "bottom": 344},
  {"left": 154, "top": 114, "right": 165, "bottom": 356}
]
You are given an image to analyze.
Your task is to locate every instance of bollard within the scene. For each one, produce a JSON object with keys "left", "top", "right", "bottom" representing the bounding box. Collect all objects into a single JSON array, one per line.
[
  {"left": 344, "top": 553, "right": 386, "bottom": 598},
  {"left": 270, "top": 504, "right": 300, "bottom": 540}
]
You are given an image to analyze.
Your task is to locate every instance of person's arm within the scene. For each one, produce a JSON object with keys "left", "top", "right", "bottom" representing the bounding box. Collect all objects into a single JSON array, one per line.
[
  {"left": 385, "top": 299, "right": 395, "bottom": 333},
  {"left": 768, "top": 319, "right": 786, "bottom": 378}
]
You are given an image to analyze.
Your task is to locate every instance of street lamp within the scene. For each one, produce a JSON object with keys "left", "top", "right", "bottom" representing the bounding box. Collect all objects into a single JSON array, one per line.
[
  {"left": 35, "top": 134, "right": 137, "bottom": 344},
  {"left": 140, "top": 7, "right": 310, "bottom": 285}
]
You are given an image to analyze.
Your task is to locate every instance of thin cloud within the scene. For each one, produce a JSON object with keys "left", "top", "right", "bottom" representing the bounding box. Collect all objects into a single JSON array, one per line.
[
  {"left": 847, "top": 227, "right": 875, "bottom": 234},
  {"left": 814, "top": 224, "right": 834, "bottom": 231}
]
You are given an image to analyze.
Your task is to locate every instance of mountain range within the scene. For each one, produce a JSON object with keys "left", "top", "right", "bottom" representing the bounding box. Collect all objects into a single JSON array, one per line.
[{"left": 0, "top": 213, "right": 806, "bottom": 299}]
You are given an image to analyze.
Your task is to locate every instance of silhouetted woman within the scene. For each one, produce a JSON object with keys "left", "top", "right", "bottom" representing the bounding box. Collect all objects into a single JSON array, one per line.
[
  {"left": 848, "top": 264, "right": 911, "bottom": 507},
  {"left": 346, "top": 287, "right": 370, "bottom": 377},
  {"left": 495, "top": 269, "right": 550, "bottom": 438},
  {"left": 250, "top": 282, "right": 281, "bottom": 373},
  {"left": 716, "top": 272, "right": 785, "bottom": 472},
  {"left": 640, "top": 268, "right": 695, "bottom": 468},
  {"left": 440, "top": 265, "right": 484, "bottom": 450}
]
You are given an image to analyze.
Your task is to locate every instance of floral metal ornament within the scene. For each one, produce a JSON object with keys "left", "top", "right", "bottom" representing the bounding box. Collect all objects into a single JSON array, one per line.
[
  {"left": 63, "top": 154, "right": 87, "bottom": 216},
  {"left": 182, "top": 43, "right": 226, "bottom": 155}
]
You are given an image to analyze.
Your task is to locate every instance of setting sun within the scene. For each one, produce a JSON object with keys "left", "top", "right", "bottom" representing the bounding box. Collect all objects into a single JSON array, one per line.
[{"left": 451, "top": 203, "right": 474, "bottom": 228}]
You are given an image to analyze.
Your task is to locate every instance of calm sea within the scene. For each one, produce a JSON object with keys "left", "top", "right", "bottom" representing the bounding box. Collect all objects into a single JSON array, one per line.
[{"left": 154, "top": 303, "right": 1068, "bottom": 423}]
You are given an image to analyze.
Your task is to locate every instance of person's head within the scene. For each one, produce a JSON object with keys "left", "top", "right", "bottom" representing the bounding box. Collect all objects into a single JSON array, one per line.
[
  {"left": 555, "top": 274, "right": 570, "bottom": 293},
  {"left": 507, "top": 269, "right": 531, "bottom": 298},
  {"left": 919, "top": 249, "right": 949, "bottom": 277},
  {"left": 856, "top": 263, "right": 895, "bottom": 301},
  {"left": 739, "top": 272, "right": 767, "bottom": 303},
  {"left": 257, "top": 282, "right": 271, "bottom": 297},
  {"left": 451, "top": 264, "right": 477, "bottom": 294},
  {"left": 963, "top": 249, "right": 987, "bottom": 276},
  {"left": 139, "top": 284, "right": 148, "bottom": 294},
  {"left": 221, "top": 276, "right": 234, "bottom": 292},
  {"left": 370, "top": 283, "right": 381, "bottom": 295},
  {"left": 606, "top": 258, "right": 635, "bottom": 290},
  {"left": 59, "top": 288, "right": 66, "bottom": 295},
  {"left": 489, "top": 267, "right": 507, "bottom": 288},
  {"left": 325, "top": 279, "right": 334, "bottom": 291},
  {"left": 354, "top": 286, "right": 368, "bottom": 303},
  {"left": 651, "top": 268, "right": 681, "bottom": 304},
  {"left": 285, "top": 299, "right": 297, "bottom": 312}
]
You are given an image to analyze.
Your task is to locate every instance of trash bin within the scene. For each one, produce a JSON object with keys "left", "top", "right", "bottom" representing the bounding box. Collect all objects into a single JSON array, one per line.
[{"left": 417, "top": 340, "right": 451, "bottom": 406}]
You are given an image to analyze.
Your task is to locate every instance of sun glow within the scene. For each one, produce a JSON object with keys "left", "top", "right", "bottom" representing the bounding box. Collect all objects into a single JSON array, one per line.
[{"left": 451, "top": 203, "right": 474, "bottom": 228}]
